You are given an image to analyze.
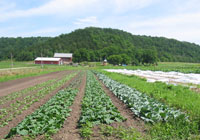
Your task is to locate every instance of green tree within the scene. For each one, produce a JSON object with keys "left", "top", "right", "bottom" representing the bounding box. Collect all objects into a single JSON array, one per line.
[
  {"left": 16, "top": 51, "right": 33, "bottom": 61},
  {"left": 73, "top": 50, "right": 81, "bottom": 62},
  {"left": 1, "top": 27, "right": 200, "bottom": 63},
  {"left": 120, "top": 54, "right": 131, "bottom": 65},
  {"left": 141, "top": 48, "right": 158, "bottom": 65},
  {"left": 107, "top": 55, "right": 122, "bottom": 65}
]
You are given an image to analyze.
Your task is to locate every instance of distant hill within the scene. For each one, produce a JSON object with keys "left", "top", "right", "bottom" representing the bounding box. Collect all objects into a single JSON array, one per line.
[
  {"left": 0, "top": 27, "right": 200, "bottom": 63},
  {"left": 0, "top": 37, "right": 50, "bottom": 60}
]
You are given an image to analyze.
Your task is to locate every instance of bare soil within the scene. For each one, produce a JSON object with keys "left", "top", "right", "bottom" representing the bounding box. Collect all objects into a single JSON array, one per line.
[
  {"left": 0, "top": 71, "right": 78, "bottom": 139},
  {"left": 0, "top": 70, "right": 70, "bottom": 97},
  {"left": 52, "top": 72, "right": 87, "bottom": 140}
]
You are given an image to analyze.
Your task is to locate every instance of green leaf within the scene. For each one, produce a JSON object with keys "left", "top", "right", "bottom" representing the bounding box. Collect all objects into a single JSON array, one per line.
[{"left": 18, "top": 129, "right": 28, "bottom": 135}]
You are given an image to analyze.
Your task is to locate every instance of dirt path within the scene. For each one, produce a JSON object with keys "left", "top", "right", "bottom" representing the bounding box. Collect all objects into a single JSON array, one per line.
[
  {"left": 0, "top": 71, "right": 78, "bottom": 139},
  {"left": 0, "top": 71, "right": 67, "bottom": 109},
  {"left": 96, "top": 76, "right": 146, "bottom": 134},
  {"left": 0, "top": 70, "right": 70, "bottom": 97},
  {"left": 53, "top": 72, "right": 87, "bottom": 140}
]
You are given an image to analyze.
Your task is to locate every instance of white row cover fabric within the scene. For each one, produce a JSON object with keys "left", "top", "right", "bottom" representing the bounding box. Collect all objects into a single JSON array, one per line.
[{"left": 105, "top": 69, "right": 200, "bottom": 85}]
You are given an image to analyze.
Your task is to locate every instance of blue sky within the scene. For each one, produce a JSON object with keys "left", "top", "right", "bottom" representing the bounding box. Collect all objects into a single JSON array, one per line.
[{"left": 0, "top": 0, "right": 200, "bottom": 44}]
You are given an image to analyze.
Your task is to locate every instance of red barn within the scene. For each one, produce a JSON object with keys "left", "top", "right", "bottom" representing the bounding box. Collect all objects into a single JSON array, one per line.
[
  {"left": 34, "top": 57, "right": 63, "bottom": 65},
  {"left": 54, "top": 53, "right": 73, "bottom": 64}
]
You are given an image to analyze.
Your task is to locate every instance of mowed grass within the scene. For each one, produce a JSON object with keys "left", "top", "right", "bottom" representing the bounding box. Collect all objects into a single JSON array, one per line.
[{"left": 0, "top": 61, "right": 35, "bottom": 69}]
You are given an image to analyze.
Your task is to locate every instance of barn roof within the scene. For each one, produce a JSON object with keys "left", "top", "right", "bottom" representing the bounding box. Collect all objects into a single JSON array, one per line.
[
  {"left": 35, "top": 57, "right": 61, "bottom": 61},
  {"left": 54, "top": 53, "right": 73, "bottom": 58}
]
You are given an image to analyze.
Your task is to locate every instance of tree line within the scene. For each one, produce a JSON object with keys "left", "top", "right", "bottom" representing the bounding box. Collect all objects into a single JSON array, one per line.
[
  {"left": 0, "top": 27, "right": 200, "bottom": 65},
  {"left": 72, "top": 47, "right": 158, "bottom": 65}
]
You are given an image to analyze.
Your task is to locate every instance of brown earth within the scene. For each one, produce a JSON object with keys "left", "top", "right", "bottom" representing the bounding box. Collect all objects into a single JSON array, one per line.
[
  {"left": 0, "top": 71, "right": 79, "bottom": 139},
  {"left": 52, "top": 71, "right": 87, "bottom": 140},
  {"left": 0, "top": 70, "right": 70, "bottom": 97}
]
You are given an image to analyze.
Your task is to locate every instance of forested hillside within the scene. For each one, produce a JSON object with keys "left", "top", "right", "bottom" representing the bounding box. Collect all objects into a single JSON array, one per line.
[
  {"left": 0, "top": 27, "right": 200, "bottom": 64},
  {"left": 0, "top": 37, "right": 50, "bottom": 61}
]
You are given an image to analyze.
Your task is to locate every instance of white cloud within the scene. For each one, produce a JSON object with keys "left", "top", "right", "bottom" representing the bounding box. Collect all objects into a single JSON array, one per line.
[
  {"left": 74, "top": 16, "right": 98, "bottom": 25},
  {"left": 0, "top": 1, "right": 16, "bottom": 13},
  {"left": 127, "top": 12, "right": 200, "bottom": 44},
  {"left": 1, "top": 0, "right": 200, "bottom": 44},
  {"left": 0, "top": 0, "right": 98, "bottom": 21},
  {"left": 111, "top": 0, "right": 158, "bottom": 13},
  {"left": 170, "top": 0, "right": 200, "bottom": 14},
  {"left": 0, "top": 0, "right": 157, "bottom": 22}
]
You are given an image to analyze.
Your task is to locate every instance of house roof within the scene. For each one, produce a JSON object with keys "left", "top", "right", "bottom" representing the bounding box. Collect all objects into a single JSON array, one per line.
[
  {"left": 35, "top": 57, "right": 61, "bottom": 61},
  {"left": 54, "top": 53, "right": 73, "bottom": 58}
]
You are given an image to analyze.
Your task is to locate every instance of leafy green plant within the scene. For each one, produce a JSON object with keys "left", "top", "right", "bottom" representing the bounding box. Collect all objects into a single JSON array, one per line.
[
  {"left": 6, "top": 88, "right": 78, "bottom": 138},
  {"left": 0, "top": 72, "right": 77, "bottom": 128},
  {"left": 95, "top": 71, "right": 200, "bottom": 139},
  {"left": 95, "top": 72, "right": 187, "bottom": 123},
  {"left": 79, "top": 71, "right": 125, "bottom": 138},
  {"left": 80, "top": 121, "right": 93, "bottom": 138}
]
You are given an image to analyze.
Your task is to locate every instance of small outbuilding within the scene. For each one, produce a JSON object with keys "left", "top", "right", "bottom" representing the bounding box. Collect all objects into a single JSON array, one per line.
[
  {"left": 103, "top": 59, "right": 108, "bottom": 66},
  {"left": 54, "top": 53, "right": 73, "bottom": 64},
  {"left": 34, "top": 57, "right": 62, "bottom": 65}
]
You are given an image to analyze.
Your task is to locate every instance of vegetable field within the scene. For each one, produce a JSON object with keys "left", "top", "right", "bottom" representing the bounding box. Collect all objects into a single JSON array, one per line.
[
  {"left": 0, "top": 68, "right": 199, "bottom": 140},
  {"left": 95, "top": 72, "right": 187, "bottom": 123}
]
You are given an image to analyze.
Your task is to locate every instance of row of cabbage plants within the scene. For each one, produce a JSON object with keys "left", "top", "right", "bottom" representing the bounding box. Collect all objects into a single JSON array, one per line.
[
  {"left": 6, "top": 88, "right": 78, "bottom": 138},
  {"left": 0, "top": 72, "right": 77, "bottom": 128},
  {"left": 95, "top": 72, "right": 188, "bottom": 123},
  {"left": 5, "top": 71, "right": 83, "bottom": 138},
  {"left": 79, "top": 71, "right": 125, "bottom": 127}
]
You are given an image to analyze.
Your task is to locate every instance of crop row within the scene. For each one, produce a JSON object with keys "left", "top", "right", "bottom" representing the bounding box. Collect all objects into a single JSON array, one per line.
[
  {"left": 6, "top": 88, "right": 79, "bottom": 138},
  {"left": 0, "top": 72, "right": 77, "bottom": 128},
  {"left": 68, "top": 71, "right": 84, "bottom": 89},
  {"left": 95, "top": 72, "right": 187, "bottom": 123},
  {"left": 0, "top": 78, "right": 57, "bottom": 105},
  {"left": 5, "top": 71, "right": 84, "bottom": 138},
  {"left": 79, "top": 71, "right": 125, "bottom": 128}
]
